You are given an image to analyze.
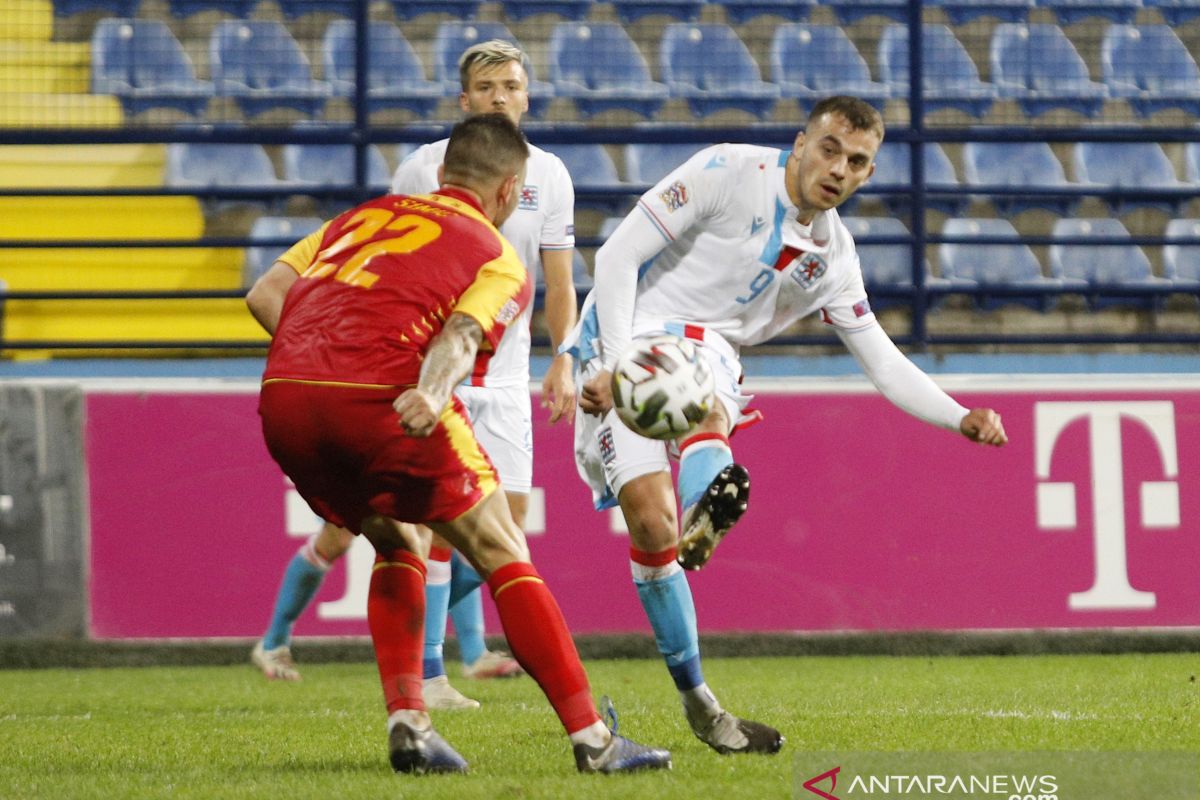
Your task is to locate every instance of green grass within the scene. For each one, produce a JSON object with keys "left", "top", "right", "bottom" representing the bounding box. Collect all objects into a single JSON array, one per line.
[{"left": 1, "top": 654, "right": 1197, "bottom": 799}]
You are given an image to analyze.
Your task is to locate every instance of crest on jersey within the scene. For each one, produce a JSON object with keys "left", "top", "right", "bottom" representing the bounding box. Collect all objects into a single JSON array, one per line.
[
  {"left": 659, "top": 181, "right": 689, "bottom": 212},
  {"left": 519, "top": 184, "right": 538, "bottom": 210},
  {"left": 789, "top": 252, "right": 827, "bottom": 289},
  {"left": 598, "top": 425, "right": 616, "bottom": 465},
  {"left": 853, "top": 299, "right": 872, "bottom": 317},
  {"left": 497, "top": 299, "right": 521, "bottom": 325}
]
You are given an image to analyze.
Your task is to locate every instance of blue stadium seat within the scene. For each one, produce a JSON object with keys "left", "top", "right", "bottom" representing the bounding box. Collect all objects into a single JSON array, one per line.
[
  {"left": 715, "top": 0, "right": 817, "bottom": 23},
  {"left": 660, "top": 24, "right": 781, "bottom": 119},
  {"left": 1050, "top": 218, "right": 1168, "bottom": 310},
  {"left": 276, "top": 0, "right": 353, "bottom": 17},
  {"left": 1185, "top": 142, "right": 1200, "bottom": 183},
  {"left": 91, "top": 19, "right": 213, "bottom": 117},
  {"left": 769, "top": 25, "right": 893, "bottom": 113},
  {"left": 924, "top": 0, "right": 1033, "bottom": 23},
  {"left": 990, "top": 23, "right": 1108, "bottom": 118},
  {"left": 1072, "top": 142, "right": 1185, "bottom": 215},
  {"left": 1036, "top": 0, "right": 1143, "bottom": 24},
  {"left": 432, "top": 22, "right": 553, "bottom": 118},
  {"left": 323, "top": 21, "right": 442, "bottom": 117},
  {"left": 166, "top": 143, "right": 281, "bottom": 211},
  {"left": 624, "top": 142, "right": 710, "bottom": 185},
  {"left": 823, "top": 0, "right": 909, "bottom": 23},
  {"left": 244, "top": 216, "right": 324, "bottom": 286},
  {"left": 548, "top": 22, "right": 668, "bottom": 119},
  {"left": 962, "top": 142, "right": 1076, "bottom": 216},
  {"left": 53, "top": 0, "right": 139, "bottom": 15},
  {"left": 1164, "top": 218, "right": 1200, "bottom": 291},
  {"left": 541, "top": 144, "right": 629, "bottom": 212},
  {"left": 842, "top": 216, "right": 942, "bottom": 311},
  {"left": 1141, "top": 0, "right": 1200, "bottom": 24},
  {"left": 608, "top": 0, "right": 704, "bottom": 22},
  {"left": 877, "top": 24, "right": 996, "bottom": 118},
  {"left": 282, "top": 144, "right": 391, "bottom": 190},
  {"left": 210, "top": 21, "right": 331, "bottom": 118},
  {"left": 166, "top": 0, "right": 254, "bottom": 17},
  {"left": 499, "top": 0, "right": 592, "bottom": 19},
  {"left": 940, "top": 218, "right": 1061, "bottom": 311},
  {"left": 1102, "top": 25, "right": 1200, "bottom": 118},
  {"left": 388, "top": 0, "right": 482, "bottom": 19},
  {"left": 869, "top": 142, "right": 967, "bottom": 216}
]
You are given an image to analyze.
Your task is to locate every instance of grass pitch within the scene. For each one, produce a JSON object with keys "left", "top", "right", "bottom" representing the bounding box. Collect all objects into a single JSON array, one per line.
[{"left": 1, "top": 653, "right": 1196, "bottom": 799}]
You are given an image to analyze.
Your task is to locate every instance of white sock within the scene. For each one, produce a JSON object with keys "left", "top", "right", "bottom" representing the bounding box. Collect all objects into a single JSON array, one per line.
[
  {"left": 386, "top": 709, "right": 430, "bottom": 734},
  {"left": 568, "top": 720, "right": 611, "bottom": 748},
  {"left": 681, "top": 682, "right": 722, "bottom": 723}
]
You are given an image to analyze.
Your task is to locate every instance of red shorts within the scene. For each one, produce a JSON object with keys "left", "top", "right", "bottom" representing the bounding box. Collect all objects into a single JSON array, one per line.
[{"left": 259, "top": 380, "right": 499, "bottom": 530}]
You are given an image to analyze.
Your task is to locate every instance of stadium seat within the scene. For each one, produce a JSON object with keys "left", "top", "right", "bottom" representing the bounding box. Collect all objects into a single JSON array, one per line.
[
  {"left": 659, "top": 24, "right": 781, "bottom": 119},
  {"left": 541, "top": 144, "right": 629, "bottom": 212},
  {"left": 923, "top": 0, "right": 1033, "bottom": 23},
  {"left": 322, "top": 21, "right": 442, "bottom": 117},
  {"left": 608, "top": 0, "right": 704, "bottom": 23},
  {"left": 961, "top": 142, "right": 1077, "bottom": 216},
  {"left": 432, "top": 22, "right": 553, "bottom": 118},
  {"left": 165, "top": 143, "right": 280, "bottom": 210},
  {"left": 1101, "top": 25, "right": 1200, "bottom": 118},
  {"left": 769, "top": 25, "right": 893, "bottom": 113},
  {"left": 1072, "top": 142, "right": 1185, "bottom": 215},
  {"left": 990, "top": 24, "right": 1108, "bottom": 118},
  {"left": 244, "top": 215, "right": 324, "bottom": 286},
  {"left": 1036, "top": 0, "right": 1142, "bottom": 24},
  {"left": 499, "top": 0, "right": 592, "bottom": 19},
  {"left": 210, "top": 21, "right": 331, "bottom": 118},
  {"left": 1050, "top": 218, "right": 1169, "bottom": 310},
  {"left": 1185, "top": 142, "right": 1200, "bottom": 183},
  {"left": 571, "top": 249, "right": 593, "bottom": 289},
  {"left": 276, "top": 0, "right": 355, "bottom": 17},
  {"left": 714, "top": 0, "right": 816, "bottom": 23},
  {"left": 91, "top": 19, "right": 213, "bottom": 117},
  {"left": 548, "top": 22, "right": 668, "bottom": 119},
  {"left": 869, "top": 142, "right": 967, "bottom": 216},
  {"left": 166, "top": 0, "right": 255, "bottom": 18},
  {"left": 1141, "top": 0, "right": 1200, "bottom": 24},
  {"left": 1164, "top": 218, "right": 1200, "bottom": 291},
  {"left": 624, "top": 142, "right": 710, "bottom": 185},
  {"left": 281, "top": 144, "right": 391, "bottom": 190},
  {"left": 842, "top": 216, "right": 942, "bottom": 311},
  {"left": 877, "top": 24, "right": 996, "bottom": 118},
  {"left": 387, "top": 0, "right": 482, "bottom": 19},
  {"left": 822, "top": 0, "right": 909, "bottom": 23},
  {"left": 52, "top": 0, "right": 139, "bottom": 16},
  {"left": 940, "top": 218, "right": 1061, "bottom": 311}
]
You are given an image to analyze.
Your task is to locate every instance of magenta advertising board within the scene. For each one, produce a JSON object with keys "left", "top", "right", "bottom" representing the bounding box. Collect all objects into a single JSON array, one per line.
[{"left": 84, "top": 377, "right": 1200, "bottom": 639}]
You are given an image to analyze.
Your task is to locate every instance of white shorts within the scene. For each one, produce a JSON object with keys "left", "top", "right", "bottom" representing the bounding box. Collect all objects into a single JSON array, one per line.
[
  {"left": 455, "top": 382, "right": 533, "bottom": 493},
  {"left": 573, "top": 336, "right": 749, "bottom": 510}
]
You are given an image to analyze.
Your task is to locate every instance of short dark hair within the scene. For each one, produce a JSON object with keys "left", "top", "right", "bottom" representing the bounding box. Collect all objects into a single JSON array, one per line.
[
  {"left": 442, "top": 113, "right": 530, "bottom": 189},
  {"left": 807, "top": 96, "right": 885, "bottom": 140}
]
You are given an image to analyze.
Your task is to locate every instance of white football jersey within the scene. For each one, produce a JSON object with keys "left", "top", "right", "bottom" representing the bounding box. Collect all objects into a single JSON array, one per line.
[
  {"left": 569, "top": 143, "right": 874, "bottom": 367},
  {"left": 391, "top": 140, "right": 575, "bottom": 387}
]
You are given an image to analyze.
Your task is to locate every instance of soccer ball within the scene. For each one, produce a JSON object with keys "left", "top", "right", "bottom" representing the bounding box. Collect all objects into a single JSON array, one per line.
[{"left": 610, "top": 334, "right": 715, "bottom": 440}]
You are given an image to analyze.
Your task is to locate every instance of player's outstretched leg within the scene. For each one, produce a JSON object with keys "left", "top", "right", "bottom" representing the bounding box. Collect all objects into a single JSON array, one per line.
[
  {"left": 677, "top": 462, "right": 750, "bottom": 571},
  {"left": 422, "top": 546, "right": 480, "bottom": 710},
  {"left": 252, "top": 532, "right": 334, "bottom": 681}
]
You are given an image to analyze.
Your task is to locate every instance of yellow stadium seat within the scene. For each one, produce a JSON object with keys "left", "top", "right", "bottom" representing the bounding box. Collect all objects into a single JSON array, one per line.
[
  {"left": 0, "top": 196, "right": 205, "bottom": 240},
  {"left": 3, "top": 298, "right": 269, "bottom": 345},
  {"left": 0, "top": 144, "right": 166, "bottom": 187},
  {"left": 0, "top": 1, "right": 53, "bottom": 42},
  {"left": 0, "top": 94, "right": 122, "bottom": 127},
  {"left": 0, "top": 42, "right": 91, "bottom": 94}
]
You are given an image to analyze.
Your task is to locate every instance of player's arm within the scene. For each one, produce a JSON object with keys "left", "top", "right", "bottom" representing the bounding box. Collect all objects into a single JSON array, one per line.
[
  {"left": 245, "top": 224, "right": 328, "bottom": 335},
  {"left": 394, "top": 313, "right": 484, "bottom": 437},
  {"left": 540, "top": 247, "right": 577, "bottom": 423},
  {"left": 836, "top": 323, "right": 1007, "bottom": 446}
]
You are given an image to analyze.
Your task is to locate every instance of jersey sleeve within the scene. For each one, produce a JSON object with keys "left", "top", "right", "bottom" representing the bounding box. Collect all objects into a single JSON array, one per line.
[
  {"left": 632, "top": 144, "right": 732, "bottom": 244},
  {"left": 821, "top": 247, "right": 877, "bottom": 331},
  {"left": 276, "top": 222, "right": 331, "bottom": 275},
  {"left": 540, "top": 154, "right": 576, "bottom": 251},
  {"left": 454, "top": 239, "right": 533, "bottom": 352}
]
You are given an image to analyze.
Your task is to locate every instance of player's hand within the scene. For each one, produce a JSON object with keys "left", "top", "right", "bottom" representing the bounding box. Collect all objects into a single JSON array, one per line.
[
  {"left": 580, "top": 369, "right": 614, "bottom": 416},
  {"left": 393, "top": 389, "right": 442, "bottom": 437},
  {"left": 541, "top": 353, "right": 577, "bottom": 424},
  {"left": 960, "top": 408, "right": 1007, "bottom": 446}
]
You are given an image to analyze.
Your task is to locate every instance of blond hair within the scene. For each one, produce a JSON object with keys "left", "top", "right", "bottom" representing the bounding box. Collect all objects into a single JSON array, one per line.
[{"left": 458, "top": 39, "right": 528, "bottom": 91}]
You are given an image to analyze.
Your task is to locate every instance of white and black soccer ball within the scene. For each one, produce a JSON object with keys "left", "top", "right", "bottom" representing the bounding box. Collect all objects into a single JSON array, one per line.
[{"left": 610, "top": 334, "right": 715, "bottom": 440}]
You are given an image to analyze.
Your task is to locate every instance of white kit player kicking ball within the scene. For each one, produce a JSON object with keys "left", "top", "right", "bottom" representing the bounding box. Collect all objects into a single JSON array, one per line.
[
  {"left": 252, "top": 41, "right": 578, "bottom": 712},
  {"left": 565, "top": 95, "right": 1007, "bottom": 755}
]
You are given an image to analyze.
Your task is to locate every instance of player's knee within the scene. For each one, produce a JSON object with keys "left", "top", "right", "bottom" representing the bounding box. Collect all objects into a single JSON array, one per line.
[
  {"left": 622, "top": 503, "right": 678, "bottom": 552},
  {"left": 317, "top": 521, "right": 355, "bottom": 560}
]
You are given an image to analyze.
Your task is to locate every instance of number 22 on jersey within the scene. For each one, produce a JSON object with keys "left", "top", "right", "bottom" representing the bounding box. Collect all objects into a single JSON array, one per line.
[{"left": 301, "top": 208, "right": 443, "bottom": 289}]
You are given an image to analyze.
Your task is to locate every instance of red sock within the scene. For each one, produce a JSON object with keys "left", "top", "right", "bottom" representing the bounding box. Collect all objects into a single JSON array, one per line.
[
  {"left": 368, "top": 549, "right": 427, "bottom": 715},
  {"left": 488, "top": 562, "right": 601, "bottom": 734}
]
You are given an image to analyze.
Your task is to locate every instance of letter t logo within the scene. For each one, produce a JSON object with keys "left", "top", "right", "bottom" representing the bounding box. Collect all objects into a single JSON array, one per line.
[{"left": 1035, "top": 402, "right": 1179, "bottom": 610}]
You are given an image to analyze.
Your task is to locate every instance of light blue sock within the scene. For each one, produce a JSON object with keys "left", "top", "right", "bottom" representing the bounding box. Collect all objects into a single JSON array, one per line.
[
  {"left": 678, "top": 435, "right": 733, "bottom": 510},
  {"left": 449, "top": 552, "right": 487, "bottom": 667},
  {"left": 263, "top": 545, "right": 329, "bottom": 650},
  {"left": 423, "top": 557, "right": 452, "bottom": 680},
  {"left": 632, "top": 561, "right": 705, "bottom": 691}
]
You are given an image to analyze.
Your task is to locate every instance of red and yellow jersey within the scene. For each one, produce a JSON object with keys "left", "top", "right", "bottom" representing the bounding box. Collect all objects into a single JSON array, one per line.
[{"left": 264, "top": 188, "right": 532, "bottom": 387}]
